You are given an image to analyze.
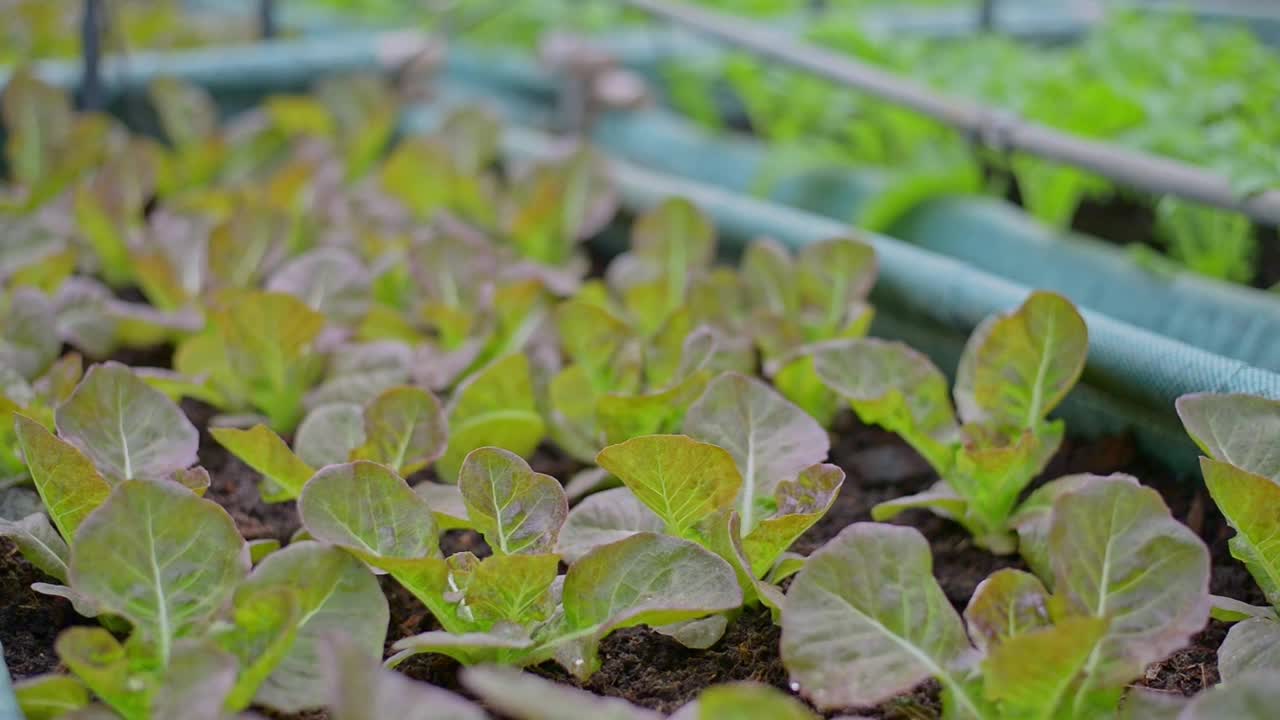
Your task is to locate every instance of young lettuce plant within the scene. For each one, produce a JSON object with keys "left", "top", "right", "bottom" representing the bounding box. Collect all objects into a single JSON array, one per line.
[
  {"left": 211, "top": 383, "right": 447, "bottom": 503},
  {"left": 557, "top": 372, "right": 843, "bottom": 645},
  {"left": 811, "top": 290, "right": 1088, "bottom": 553},
  {"left": 742, "top": 235, "right": 877, "bottom": 426},
  {"left": 781, "top": 475, "right": 1209, "bottom": 718},
  {"left": 297, "top": 449, "right": 740, "bottom": 678},
  {"left": 174, "top": 289, "right": 327, "bottom": 431},
  {"left": 13, "top": 480, "right": 388, "bottom": 718},
  {"left": 1176, "top": 392, "right": 1280, "bottom": 679},
  {"left": 0, "top": 362, "right": 209, "bottom": 598},
  {"left": 548, "top": 198, "right": 750, "bottom": 461}
]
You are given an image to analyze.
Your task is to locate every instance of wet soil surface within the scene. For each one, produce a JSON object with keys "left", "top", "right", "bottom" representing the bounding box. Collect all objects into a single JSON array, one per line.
[{"left": 0, "top": 402, "right": 1261, "bottom": 718}]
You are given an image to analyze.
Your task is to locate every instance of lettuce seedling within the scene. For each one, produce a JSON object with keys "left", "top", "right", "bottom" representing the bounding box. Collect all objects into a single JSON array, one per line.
[
  {"left": 14, "top": 480, "right": 388, "bottom": 718},
  {"left": 298, "top": 450, "right": 740, "bottom": 678},
  {"left": 501, "top": 146, "right": 616, "bottom": 267},
  {"left": 812, "top": 290, "right": 1088, "bottom": 553},
  {"left": 1176, "top": 392, "right": 1280, "bottom": 679},
  {"left": 212, "top": 383, "right": 447, "bottom": 502},
  {"left": 558, "top": 374, "right": 842, "bottom": 643},
  {"left": 782, "top": 475, "right": 1209, "bottom": 717},
  {"left": 742, "top": 235, "right": 877, "bottom": 426},
  {"left": 1, "top": 68, "right": 122, "bottom": 211},
  {"left": 175, "top": 289, "right": 327, "bottom": 431},
  {"left": 0, "top": 362, "right": 205, "bottom": 586},
  {"left": 549, "top": 199, "right": 750, "bottom": 460}
]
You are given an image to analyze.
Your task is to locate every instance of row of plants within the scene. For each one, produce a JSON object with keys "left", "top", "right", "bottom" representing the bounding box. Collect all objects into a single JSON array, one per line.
[
  {"left": 0, "top": 66, "right": 1278, "bottom": 718},
  {"left": 239, "top": 0, "right": 1280, "bottom": 289},
  {"left": 670, "top": 8, "right": 1280, "bottom": 288}
]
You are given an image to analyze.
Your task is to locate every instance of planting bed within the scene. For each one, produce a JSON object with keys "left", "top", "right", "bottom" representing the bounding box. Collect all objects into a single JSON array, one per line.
[
  {"left": 0, "top": 399, "right": 1261, "bottom": 718},
  {"left": 3, "top": 60, "right": 1280, "bottom": 720}
]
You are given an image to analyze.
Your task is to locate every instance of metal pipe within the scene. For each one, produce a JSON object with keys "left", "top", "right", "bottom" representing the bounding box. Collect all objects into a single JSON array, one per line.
[
  {"left": 79, "top": 0, "right": 104, "bottom": 111},
  {"left": 260, "top": 0, "right": 278, "bottom": 39},
  {"left": 617, "top": 0, "right": 1280, "bottom": 225}
]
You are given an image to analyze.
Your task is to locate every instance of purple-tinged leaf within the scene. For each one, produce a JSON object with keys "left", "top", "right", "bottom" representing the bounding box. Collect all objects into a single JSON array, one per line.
[
  {"left": 1177, "top": 393, "right": 1280, "bottom": 482},
  {"left": 812, "top": 338, "right": 959, "bottom": 474},
  {"left": 953, "top": 291, "right": 1087, "bottom": 431},
  {"left": 267, "top": 248, "right": 371, "bottom": 326},
  {"left": 1176, "top": 671, "right": 1280, "bottom": 719},
  {"left": 351, "top": 386, "right": 447, "bottom": 476},
  {"left": 1210, "top": 595, "right": 1277, "bottom": 623},
  {"left": 151, "top": 640, "right": 239, "bottom": 720},
  {"left": 294, "top": 404, "right": 365, "bottom": 469},
  {"left": 1118, "top": 688, "right": 1188, "bottom": 720},
  {"left": 56, "top": 362, "right": 198, "bottom": 482},
  {"left": 963, "top": 569, "right": 1051, "bottom": 653},
  {"left": 299, "top": 461, "right": 439, "bottom": 562},
  {"left": 654, "top": 615, "right": 729, "bottom": 650},
  {"left": 70, "top": 481, "right": 248, "bottom": 665},
  {"left": 780, "top": 523, "right": 980, "bottom": 713},
  {"left": 1219, "top": 618, "right": 1280, "bottom": 680},
  {"left": 1048, "top": 475, "right": 1210, "bottom": 687},
  {"left": 558, "top": 533, "right": 741, "bottom": 679},
  {"left": 306, "top": 341, "right": 412, "bottom": 409},
  {"left": 459, "top": 447, "right": 567, "bottom": 555},
  {"left": 740, "top": 463, "right": 843, "bottom": 578},
  {"left": 1009, "top": 473, "right": 1108, "bottom": 582},
  {"left": 243, "top": 542, "right": 387, "bottom": 713},
  {"left": 53, "top": 278, "right": 118, "bottom": 358},
  {"left": 684, "top": 373, "right": 829, "bottom": 535},
  {"left": 410, "top": 339, "right": 484, "bottom": 392},
  {"left": 413, "top": 481, "right": 471, "bottom": 530},
  {"left": 557, "top": 487, "right": 664, "bottom": 564}
]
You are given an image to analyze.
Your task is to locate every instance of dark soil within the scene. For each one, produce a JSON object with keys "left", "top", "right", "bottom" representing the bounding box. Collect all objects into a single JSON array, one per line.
[
  {"left": 0, "top": 540, "right": 80, "bottom": 679},
  {"left": 0, "top": 396, "right": 1262, "bottom": 719}
]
